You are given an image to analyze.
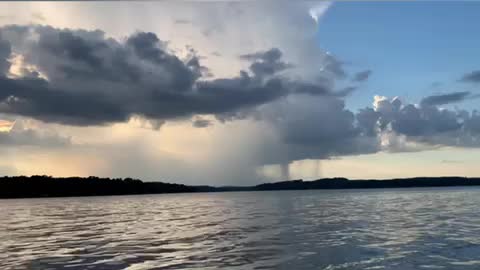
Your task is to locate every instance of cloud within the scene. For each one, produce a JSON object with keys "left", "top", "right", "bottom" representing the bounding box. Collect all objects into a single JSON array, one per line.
[
  {"left": 248, "top": 95, "right": 380, "bottom": 165},
  {"left": 253, "top": 93, "right": 480, "bottom": 165},
  {"left": 323, "top": 53, "right": 347, "bottom": 79},
  {"left": 0, "top": 25, "right": 348, "bottom": 127},
  {"left": 192, "top": 117, "right": 212, "bottom": 128},
  {"left": 356, "top": 107, "right": 380, "bottom": 136},
  {"left": 365, "top": 96, "right": 480, "bottom": 149},
  {"left": 0, "top": 121, "right": 70, "bottom": 147},
  {"left": 239, "top": 48, "right": 293, "bottom": 78},
  {"left": 336, "top": 86, "right": 358, "bottom": 97},
  {"left": 0, "top": 2, "right": 340, "bottom": 89},
  {"left": 0, "top": 119, "right": 13, "bottom": 132},
  {"left": 0, "top": 34, "right": 10, "bottom": 75},
  {"left": 420, "top": 91, "right": 471, "bottom": 106},
  {"left": 352, "top": 70, "right": 372, "bottom": 82},
  {"left": 460, "top": 70, "right": 480, "bottom": 83},
  {"left": 464, "top": 111, "right": 480, "bottom": 134}
]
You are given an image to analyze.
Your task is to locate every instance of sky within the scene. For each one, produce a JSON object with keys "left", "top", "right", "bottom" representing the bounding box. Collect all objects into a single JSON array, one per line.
[
  {"left": 318, "top": 2, "right": 480, "bottom": 110},
  {"left": 0, "top": 1, "right": 480, "bottom": 186}
]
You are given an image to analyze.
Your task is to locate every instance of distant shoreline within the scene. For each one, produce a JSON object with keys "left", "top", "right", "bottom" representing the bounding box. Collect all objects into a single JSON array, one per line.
[{"left": 1, "top": 176, "right": 480, "bottom": 199}]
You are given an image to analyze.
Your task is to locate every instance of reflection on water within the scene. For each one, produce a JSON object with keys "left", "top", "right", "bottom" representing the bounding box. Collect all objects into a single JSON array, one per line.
[{"left": 2, "top": 187, "right": 480, "bottom": 269}]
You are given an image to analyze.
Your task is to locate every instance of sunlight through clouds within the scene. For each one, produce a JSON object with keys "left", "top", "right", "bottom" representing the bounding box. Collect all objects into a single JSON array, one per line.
[
  {"left": 7, "top": 54, "right": 49, "bottom": 80},
  {"left": 0, "top": 119, "right": 14, "bottom": 132}
]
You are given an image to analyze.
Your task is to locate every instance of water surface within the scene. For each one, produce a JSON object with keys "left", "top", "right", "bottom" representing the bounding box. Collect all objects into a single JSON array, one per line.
[{"left": 2, "top": 187, "right": 480, "bottom": 269}]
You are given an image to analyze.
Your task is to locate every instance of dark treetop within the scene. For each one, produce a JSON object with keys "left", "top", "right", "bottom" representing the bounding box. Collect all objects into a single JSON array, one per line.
[{"left": 1, "top": 175, "right": 480, "bottom": 199}]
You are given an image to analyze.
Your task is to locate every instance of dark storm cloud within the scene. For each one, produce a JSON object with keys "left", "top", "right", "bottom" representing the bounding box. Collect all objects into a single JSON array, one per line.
[
  {"left": 323, "top": 53, "right": 347, "bottom": 79},
  {"left": 335, "top": 86, "right": 357, "bottom": 97},
  {"left": 0, "top": 74, "right": 287, "bottom": 126},
  {"left": 279, "top": 99, "right": 358, "bottom": 146},
  {"left": 47, "top": 31, "right": 103, "bottom": 68},
  {"left": 192, "top": 117, "right": 212, "bottom": 128},
  {"left": 0, "top": 25, "right": 348, "bottom": 127},
  {"left": 420, "top": 91, "right": 471, "bottom": 107},
  {"left": 0, "top": 25, "right": 316, "bottom": 126},
  {"left": 352, "top": 70, "right": 372, "bottom": 82},
  {"left": 291, "top": 83, "right": 357, "bottom": 97},
  {"left": 464, "top": 112, "right": 480, "bottom": 134},
  {"left": 251, "top": 96, "right": 380, "bottom": 164},
  {"left": 391, "top": 104, "right": 462, "bottom": 136},
  {"left": 0, "top": 34, "right": 10, "bottom": 75},
  {"left": 239, "top": 48, "right": 283, "bottom": 62},
  {"left": 356, "top": 107, "right": 380, "bottom": 136},
  {"left": 362, "top": 97, "right": 463, "bottom": 137},
  {"left": 460, "top": 70, "right": 480, "bottom": 83},
  {"left": 240, "top": 48, "right": 293, "bottom": 78},
  {"left": 0, "top": 77, "right": 129, "bottom": 126},
  {"left": 125, "top": 31, "right": 203, "bottom": 92},
  {"left": 290, "top": 81, "right": 331, "bottom": 96},
  {"left": 363, "top": 96, "right": 480, "bottom": 148},
  {"left": 257, "top": 93, "right": 480, "bottom": 164}
]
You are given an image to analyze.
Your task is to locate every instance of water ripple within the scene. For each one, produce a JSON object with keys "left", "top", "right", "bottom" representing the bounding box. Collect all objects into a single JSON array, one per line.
[{"left": 2, "top": 187, "right": 480, "bottom": 269}]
